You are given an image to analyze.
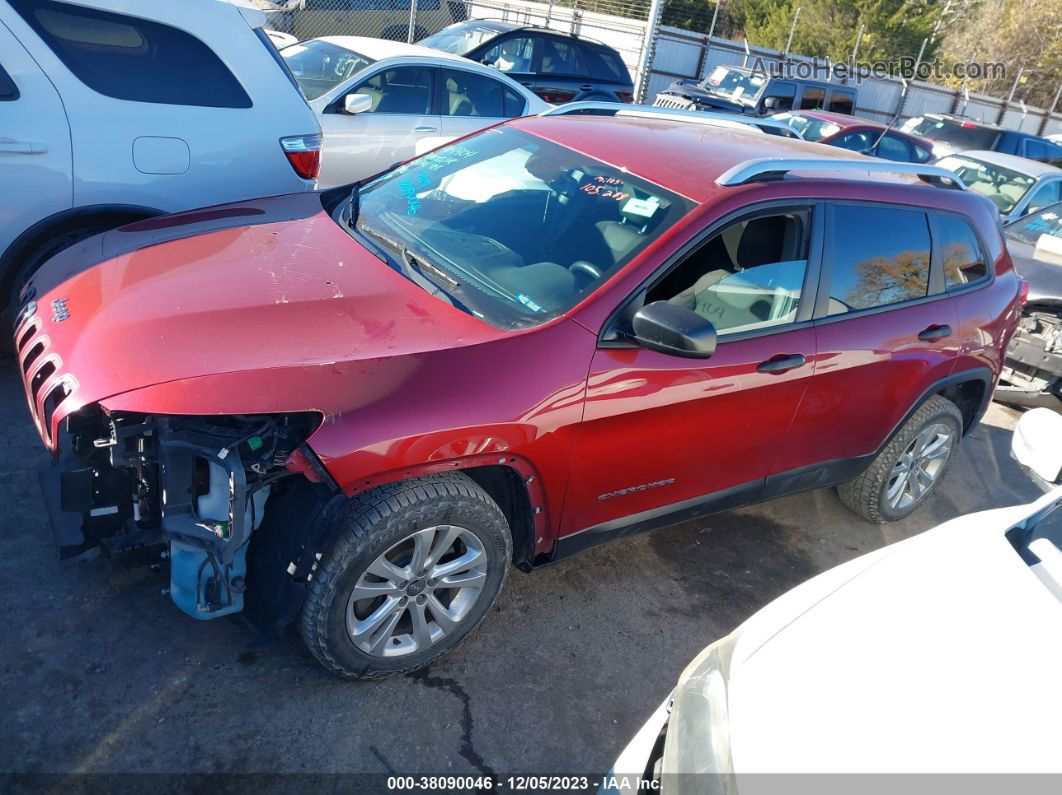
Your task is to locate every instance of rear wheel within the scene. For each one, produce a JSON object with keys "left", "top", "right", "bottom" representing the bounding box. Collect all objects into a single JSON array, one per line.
[
  {"left": 299, "top": 473, "right": 512, "bottom": 679},
  {"left": 837, "top": 395, "right": 963, "bottom": 523}
]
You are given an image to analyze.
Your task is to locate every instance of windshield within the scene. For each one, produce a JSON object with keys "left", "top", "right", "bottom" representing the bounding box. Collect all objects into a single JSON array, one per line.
[
  {"left": 700, "top": 66, "right": 766, "bottom": 103},
  {"left": 281, "top": 39, "right": 373, "bottom": 100},
  {"left": 771, "top": 112, "right": 841, "bottom": 142},
  {"left": 342, "top": 127, "right": 692, "bottom": 330},
  {"left": 1006, "top": 204, "right": 1062, "bottom": 248},
  {"left": 903, "top": 117, "right": 999, "bottom": 150},
  {"left": 419, "top": 22, "right": 502, "bottom": 55},
  {"left": 936, "top": 155, "right": 1036, "bottom": 214}
]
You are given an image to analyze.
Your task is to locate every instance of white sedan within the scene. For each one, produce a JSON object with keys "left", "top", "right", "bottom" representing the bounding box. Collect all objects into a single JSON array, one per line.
[
  {"left": 609, "top": 408, "right": 1062, "bottom": 792},
  {"left": 280, "top": 36, "right": 549, "bottom": 187}
]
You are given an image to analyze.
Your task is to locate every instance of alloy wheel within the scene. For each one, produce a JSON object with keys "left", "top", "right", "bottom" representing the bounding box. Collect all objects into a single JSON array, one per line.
[
  {"left": 345, "top": 525, "right": 488, "bottom": 657},
  {"left": 885, "top": 423, "right": 954, "bottom": 511}
]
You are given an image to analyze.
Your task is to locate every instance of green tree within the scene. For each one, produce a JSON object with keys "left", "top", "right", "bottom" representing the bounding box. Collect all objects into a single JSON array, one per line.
[
  {"left": 727, "top": 0, "right": 942, "bottom": 62},
  {"left": 938, "top": 0, "right": 1062, "bottom": 109}
]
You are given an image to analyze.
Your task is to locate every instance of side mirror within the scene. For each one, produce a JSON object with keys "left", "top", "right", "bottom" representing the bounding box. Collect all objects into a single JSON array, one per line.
[
  {"left": 631, "top": 301, "right": 717, "bottom": 359},
  {"left": 763, "top": 96, "right": 780, "bottom": 110},
  {"left": 343, "top": 93, "right": 373, "bottom": 115},
  {"left": 1012, "top": 407, "right": 1062, "bottom": 484}
]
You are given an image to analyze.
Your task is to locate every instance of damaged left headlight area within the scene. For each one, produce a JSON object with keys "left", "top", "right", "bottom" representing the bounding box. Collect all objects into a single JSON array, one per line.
[{"left": 44, "top": 406, "right": 323, "bottom": 620}]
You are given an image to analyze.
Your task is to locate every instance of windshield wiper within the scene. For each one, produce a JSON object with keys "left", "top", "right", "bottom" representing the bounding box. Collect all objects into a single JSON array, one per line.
[
  {"left": 343, "top": 182, "right": 361, "bottom": 229},
  {"left": 402, "top": 246, "right": 460, "bottom": 290}
]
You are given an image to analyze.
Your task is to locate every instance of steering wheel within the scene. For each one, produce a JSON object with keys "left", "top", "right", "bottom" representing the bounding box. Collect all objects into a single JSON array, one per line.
[{"left": 569, "top": 261, "right": 602, "bottom": 288}]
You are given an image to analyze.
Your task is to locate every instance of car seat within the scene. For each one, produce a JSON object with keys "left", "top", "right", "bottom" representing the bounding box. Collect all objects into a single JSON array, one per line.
[{"left": 445, "top": 76, "right": 475, "bottom": 116}]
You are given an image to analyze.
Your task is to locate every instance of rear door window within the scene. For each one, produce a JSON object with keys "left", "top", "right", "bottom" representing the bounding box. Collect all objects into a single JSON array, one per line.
[
  {"left": 877, "top": 134, "right": 913, "bottom": 162},
  {"left": 10, "top": 0, "right": 251, "bottom": 108},
  {"left": 439, "top": 68, "right": 521, "bottom": 118},
  {"left": 933, "top": 214, "right": 989, "bottom": 290},
  {"left": 537, "top": 37, "right": 591, "bottom": 77},
  {"left": 824, "top": 205, "right": 931, "bottom": 314},
  {"left": 762, "top": 82, "right": 796, "bottom": 112},
  {"left": 799, "top": 86, "right": 826, "bottom": 110},
  {"left": 355, "top": 67, "right": 432, "bottom": 114}
]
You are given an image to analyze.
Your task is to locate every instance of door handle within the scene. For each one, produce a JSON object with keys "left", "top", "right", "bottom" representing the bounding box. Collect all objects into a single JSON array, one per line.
[
  {"left": 918, "top": 324, "right": 952, "bottom": 341},
  {"left": 0, "top": 141, "right": 48, "bottom": 154},
  {"left": 413, "top": 126, "right": 439, "bottom": 133},
  {"left": 757, "top": 353, "right": 806, "bottom": 373}
]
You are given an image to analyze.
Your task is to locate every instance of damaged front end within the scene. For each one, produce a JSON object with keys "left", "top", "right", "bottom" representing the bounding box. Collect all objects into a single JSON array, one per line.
[
  {"left": 998, "top": 307, "right": 1062, "bottom": 409},
  {"left": 43, "top": 408, "right": 323, "bottom": 620}
]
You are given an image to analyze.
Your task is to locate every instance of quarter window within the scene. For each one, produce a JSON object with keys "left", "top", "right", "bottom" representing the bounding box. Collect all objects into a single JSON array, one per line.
[
  {"left": 827, "top": 91, "right": 855, "bottom": 114},
  {"left": 826, "top": 205, "right": 930, "bottom": 314},
  {"left": 11, "top": 0, "right": 251, "bottom": 108},
  {"left": 0, "top": 62, "right": 17, "bottom": 100},
  {"left": 936, "top": 215, "right": 988, "bottom": 290},
  {"left": 646, "top": 211, "right": 810, "bottom": 335}
]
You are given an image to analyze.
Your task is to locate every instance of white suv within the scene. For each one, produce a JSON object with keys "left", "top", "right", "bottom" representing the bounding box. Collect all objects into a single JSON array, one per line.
[{"left": 0, "top": 0, "right": 321, "bottom": 315}]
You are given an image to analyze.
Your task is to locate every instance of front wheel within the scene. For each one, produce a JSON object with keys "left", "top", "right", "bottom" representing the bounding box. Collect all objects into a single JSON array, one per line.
[
  {"left": 837, "top": 395, "right": 963, "bottom": 523},
  {"left": 298, "top": 473, "right": 512, "bottom": 679}
]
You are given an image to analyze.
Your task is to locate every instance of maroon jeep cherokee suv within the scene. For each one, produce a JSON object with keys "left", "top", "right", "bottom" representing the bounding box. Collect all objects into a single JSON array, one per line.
[{"left": 16, "top": 111, "right": 1021, "bottom": 678}]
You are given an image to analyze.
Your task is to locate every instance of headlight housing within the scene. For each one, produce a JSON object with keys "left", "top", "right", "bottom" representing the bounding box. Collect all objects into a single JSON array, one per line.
[{"left": 660, "top": 633, "right": 739, "bottom": 795}]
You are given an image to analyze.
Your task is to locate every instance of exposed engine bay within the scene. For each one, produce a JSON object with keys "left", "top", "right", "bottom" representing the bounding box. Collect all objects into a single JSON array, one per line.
[
  {"left": 46, "top": 408, "right": 321, "bottom": 620},
  {"left": 999, "top": 308, "right": 1062, "bottom": 408}
]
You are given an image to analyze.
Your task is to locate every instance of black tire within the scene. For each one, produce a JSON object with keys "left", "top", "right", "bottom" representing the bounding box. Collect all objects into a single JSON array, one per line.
[
  {"left": 298, "top": 472, "right": 512, "bottom": 679},
  {"left": 837, "top": 395, "right": 964, "bottom": 523}
]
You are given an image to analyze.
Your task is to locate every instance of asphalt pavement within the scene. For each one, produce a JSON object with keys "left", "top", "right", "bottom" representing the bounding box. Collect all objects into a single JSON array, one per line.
[{"left": 0, "top": 362, "right": 1043, "bottom": 776}]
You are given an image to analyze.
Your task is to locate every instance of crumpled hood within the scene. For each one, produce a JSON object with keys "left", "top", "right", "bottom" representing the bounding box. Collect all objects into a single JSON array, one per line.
[
  {"left": 15, "top": 194, "right": 496, "bottom": 446},
  {"left": 726, "top": 495, "right": 1062, "bottom": 773}
]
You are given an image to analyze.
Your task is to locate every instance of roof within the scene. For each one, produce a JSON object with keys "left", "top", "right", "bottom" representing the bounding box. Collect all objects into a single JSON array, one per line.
[
  {"left": 316, "top": 36, "right": 468, "bottom": 63},
  {"left": 792, "top": 109, "right": 884, "bottom": 130},
  {"left": 508, "top": 114, "right": 933, "bottom": 203},
  {"left": 942, "top": 149, "right": 1062, "bottom": 177}
]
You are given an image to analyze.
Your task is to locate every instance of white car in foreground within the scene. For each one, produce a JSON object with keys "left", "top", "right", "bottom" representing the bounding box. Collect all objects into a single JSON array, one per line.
[
  {"left": 280, "top": 36, "right": 549, "bottom": 187},
  {"left": 610, "top": 408, "right": 1062, "bottom": 792},
  {"left": 0, "top": 0, "right": 321, "bottom": 314}
]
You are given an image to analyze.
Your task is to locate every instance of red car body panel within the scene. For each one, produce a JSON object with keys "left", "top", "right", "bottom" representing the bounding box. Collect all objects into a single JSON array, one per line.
[
  {"left": 792, "top": 109, "right": 936, "bottom": 154},
  {"left": 16, "top": 115, "right": 1021, "bottom": 566}
]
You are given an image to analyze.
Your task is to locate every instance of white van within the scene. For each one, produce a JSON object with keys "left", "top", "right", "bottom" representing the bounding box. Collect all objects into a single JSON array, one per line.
[{"left": 0, "top": 0, "right": 322, "bottom": 315}]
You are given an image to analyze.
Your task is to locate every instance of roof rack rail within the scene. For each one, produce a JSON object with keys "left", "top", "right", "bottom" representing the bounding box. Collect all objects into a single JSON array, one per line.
[
  {"left": 540, "top": 101, "right": 797, "bottom": 137},
  {"left": 715, "top": 157, "right": 967, "bottom": 190}
]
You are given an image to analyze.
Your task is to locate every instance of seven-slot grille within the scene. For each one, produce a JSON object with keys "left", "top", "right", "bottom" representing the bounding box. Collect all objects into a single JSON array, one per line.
[
  {"left": 14, "top": 301, "right": 74, "bottom": 447},
  {"left": 653, "top": 95, "right": 697, "bottom": 111}
]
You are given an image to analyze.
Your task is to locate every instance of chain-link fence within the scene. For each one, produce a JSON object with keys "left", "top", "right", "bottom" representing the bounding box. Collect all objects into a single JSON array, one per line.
[
  {"left": 252, "top": 0, "right": 652, "bottom": 86},
  {"left": 253, "top": 0, "right": 1062, "bottom": 136}
]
